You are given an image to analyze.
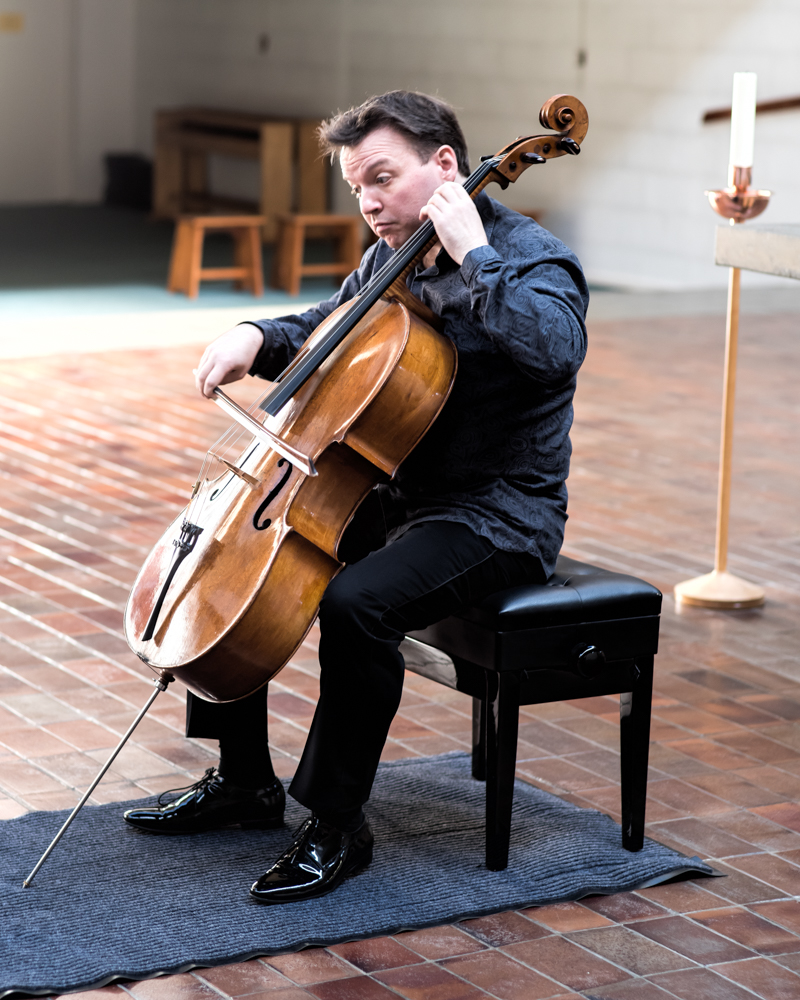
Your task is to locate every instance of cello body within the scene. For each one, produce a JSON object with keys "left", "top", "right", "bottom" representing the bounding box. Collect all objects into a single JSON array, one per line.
[{"left": 125, "top": 298, "right": 457, "bottom": 701}]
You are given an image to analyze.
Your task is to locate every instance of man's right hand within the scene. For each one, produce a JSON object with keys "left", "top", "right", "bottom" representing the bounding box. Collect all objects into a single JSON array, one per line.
[{"left": 194, "top": 323, "right": 264, "bottom": 398}]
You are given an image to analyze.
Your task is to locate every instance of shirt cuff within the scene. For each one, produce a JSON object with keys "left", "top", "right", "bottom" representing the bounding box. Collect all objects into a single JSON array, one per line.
[{"left": 460, "top": 244, "right": 502, "bottom": 284}]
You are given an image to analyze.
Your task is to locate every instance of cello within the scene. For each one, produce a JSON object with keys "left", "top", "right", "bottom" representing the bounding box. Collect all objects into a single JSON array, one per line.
[{"left": 123, "top": 93, "right": 589, "bottom": 703}]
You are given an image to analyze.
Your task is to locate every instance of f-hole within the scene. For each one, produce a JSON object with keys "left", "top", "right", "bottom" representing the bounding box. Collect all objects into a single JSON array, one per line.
[{"left": 253, "top": 459, "right": 293, "bottom": 530}]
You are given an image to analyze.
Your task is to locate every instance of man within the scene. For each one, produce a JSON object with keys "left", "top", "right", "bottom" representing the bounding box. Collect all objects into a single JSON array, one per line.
[{"left": 124, "top": 91, "right": 588, "bottom": 903}]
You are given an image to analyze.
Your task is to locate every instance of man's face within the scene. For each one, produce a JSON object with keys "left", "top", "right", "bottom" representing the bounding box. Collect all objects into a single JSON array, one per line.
[{"left": 340, "top": 126, "right": 459, "bottom": 249}]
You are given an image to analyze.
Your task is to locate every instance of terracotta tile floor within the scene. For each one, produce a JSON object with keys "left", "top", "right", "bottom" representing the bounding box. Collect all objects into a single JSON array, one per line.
[{"left": 2, "top": 308, "right": 800, "bottom": 999}]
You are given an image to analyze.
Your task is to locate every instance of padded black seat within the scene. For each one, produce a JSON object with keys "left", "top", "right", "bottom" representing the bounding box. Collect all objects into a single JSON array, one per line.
[{"left": 403, "top": 555, "right": 662, "bottom": 871}]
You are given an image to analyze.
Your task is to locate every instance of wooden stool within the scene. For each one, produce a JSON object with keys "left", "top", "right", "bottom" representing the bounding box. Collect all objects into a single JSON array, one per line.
[
  {"left": 272, "top": 213, "right": 362, "bottom": 296},
  {"left": 402, "top": 555, "right": 661, "bottom": 871},
  {"left": 168, "top": 215, "right": 266, "bottom": 298}
]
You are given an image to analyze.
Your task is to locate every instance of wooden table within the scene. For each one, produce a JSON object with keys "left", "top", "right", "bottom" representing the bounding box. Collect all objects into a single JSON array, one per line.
[{"left": 153, "top": 107, "right": 329, "bottom": 241}]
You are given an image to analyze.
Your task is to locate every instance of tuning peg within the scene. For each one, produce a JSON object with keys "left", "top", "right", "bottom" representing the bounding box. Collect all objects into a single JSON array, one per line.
[
  {"left": 557, "top": 137, "right": 581, "bottom": 155},
  {"left": 520, "top": 152, "right": 546, "bottom": 164}
]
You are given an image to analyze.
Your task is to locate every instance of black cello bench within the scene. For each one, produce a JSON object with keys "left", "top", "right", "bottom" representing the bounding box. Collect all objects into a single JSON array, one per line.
[{"left": 401, "top": 555, "right": 662, "bottom": 871}]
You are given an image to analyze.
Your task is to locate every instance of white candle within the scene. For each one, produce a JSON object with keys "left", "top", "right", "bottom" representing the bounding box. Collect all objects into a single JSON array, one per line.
[{"left": 729, "top": 71, "right": 757, "bottom": 168}]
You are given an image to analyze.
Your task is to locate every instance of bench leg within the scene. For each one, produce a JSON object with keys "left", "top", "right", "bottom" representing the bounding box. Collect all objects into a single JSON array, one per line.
[
  {"left": 620, "top": 655, "right": 653, "bottom": 851},
  {"left": 485, "top": 670, "right": 521, "bottom": 871},
  {"left": 472, "top": 697, "right": 486, "bottom": 781}
]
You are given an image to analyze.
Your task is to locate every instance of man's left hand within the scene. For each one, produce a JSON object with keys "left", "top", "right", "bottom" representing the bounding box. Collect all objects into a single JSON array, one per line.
[{"left": 419, "top": 182, "right": 488, "bottom": 266}]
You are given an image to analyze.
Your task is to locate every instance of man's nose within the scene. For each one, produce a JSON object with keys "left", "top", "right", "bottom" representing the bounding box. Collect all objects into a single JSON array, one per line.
[{"left": 360, "top": 188, "right": 382, "bottom": 215}]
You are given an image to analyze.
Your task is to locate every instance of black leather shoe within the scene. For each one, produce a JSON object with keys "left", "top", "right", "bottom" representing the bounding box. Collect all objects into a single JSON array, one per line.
[
  {"left": 250, "top": 815, "right": 373, "bottom": 904},
  {"left": 123, "top": 768, "right": 285, "bottom": 834}
]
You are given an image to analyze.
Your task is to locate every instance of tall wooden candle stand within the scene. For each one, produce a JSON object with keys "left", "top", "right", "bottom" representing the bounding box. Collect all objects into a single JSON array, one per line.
[{"left": 674, "top": 166, "right": 771, "bottom": 609}]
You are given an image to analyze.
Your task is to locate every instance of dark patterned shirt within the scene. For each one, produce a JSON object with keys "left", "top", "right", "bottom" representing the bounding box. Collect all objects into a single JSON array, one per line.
[{"left": 247, "top": 193, "right": 588, "bottom": 576}]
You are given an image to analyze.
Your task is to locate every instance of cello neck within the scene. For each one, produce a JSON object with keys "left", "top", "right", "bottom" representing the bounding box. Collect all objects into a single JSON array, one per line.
[{"left": 260, "top": 157, "right": 500, "bottom": 418}]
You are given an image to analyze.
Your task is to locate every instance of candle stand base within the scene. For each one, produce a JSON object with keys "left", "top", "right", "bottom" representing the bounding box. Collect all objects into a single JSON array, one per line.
[{"left": 674, "top": 569, "right": 765, "bottom": 610}]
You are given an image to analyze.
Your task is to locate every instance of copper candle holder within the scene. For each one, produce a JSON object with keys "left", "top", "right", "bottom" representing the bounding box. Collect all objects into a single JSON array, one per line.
[{"left": 705, "top": 165, "right": 771, "bottom": 223}]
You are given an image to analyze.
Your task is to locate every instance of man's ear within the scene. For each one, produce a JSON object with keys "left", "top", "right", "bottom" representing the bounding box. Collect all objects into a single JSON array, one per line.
[{"left": 433, "top": 145, "right": 459, "bottom": 182}]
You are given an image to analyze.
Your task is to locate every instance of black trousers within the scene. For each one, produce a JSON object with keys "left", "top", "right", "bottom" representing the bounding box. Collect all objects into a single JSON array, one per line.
[{"left": 186, "top": 519, "right": 543, "bottom": 826}]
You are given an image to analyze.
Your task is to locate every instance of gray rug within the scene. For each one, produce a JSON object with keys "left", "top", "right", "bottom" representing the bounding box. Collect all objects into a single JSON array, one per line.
[{"left": 1, "top": 753, "right": 714, "bottom": 997}]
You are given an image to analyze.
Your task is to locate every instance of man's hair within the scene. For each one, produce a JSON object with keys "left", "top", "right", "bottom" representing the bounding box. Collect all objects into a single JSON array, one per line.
[{"left": 318, "top": 91, "right": 470, "bottom": 176}]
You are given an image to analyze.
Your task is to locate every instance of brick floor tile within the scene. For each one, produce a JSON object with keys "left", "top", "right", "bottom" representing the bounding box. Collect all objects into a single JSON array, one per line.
[
  {"left": 501, "top": 936, "right": 629, "bottom": 991},
  {"left": 458, "top": 910, "right": 549, "bottom": 946},
  {"left": 567, "top": 785, "right": 622, "bottom": 819},
  {"left": 24, "top": 789, "right": 80, "bottom": 809},
  {"left": 0, "top": 798, "right": 28, "bottom": 818},
  {"left": 581, "top": 892, "right": 668, "bottom": 923},
  {"left": 516, "top": 756, "right": 612, "bottom": 792},
  {"left": 577, "top": 980, "right": 678, "bottom": 999},
  {"left": 63, "top": 657, "right": 138, "bottom": 685},
  {"left": 691, "top": 905, "right": 800, "bottom": 956},
  {"left": 557, "top": 715, "right": 620, "bottom": 749},
  {"left": 374, "top": 962, "right": 488, "bottom": 999},
  {"left": 0, "top": 756, "right": 68, "bottom": 795},
  {"left": 328, "top": 936, "right": 422, "bottom": 973},
  {"left": 306, "top": 976, "right": 404, "bottom": 1000},
  {"left": 696, "top": 698, "right": 779, "bottom": 727},
  {"left": 750, "top": 899, "right": 800, "bottom": 935},
  {"left": 568, "top": 924, "right": 695, "bottom": 975},
  {"left": 517, "top": 719, "right": 597, "bottom": 756},
  {"left": 0, "top": 725, "right": 74, "bottom": 757},
  {"left": 441, "top": 949, "right": 565, "bottom": 999},
  {"left": 776, "top": 953, "right": 800, "bottom": 974},
  {"left": 393, "top": 925, "right": 485, "bottom": 959},
  {"left": 268, "top": 691, "right": 316, "bottom": 722},
  {"left": 125, "top": 972, "right": 222, "bottom": 1000},
  {"left": 632, "top": 915, "right": 754, "bottom": 964},
  {"left": 635, "top": 881, "right": 728, "bottom": 913},
  {"left": 714, "top": 728, "right": 800, "bottom": 766},
  {"left": 85, "top": 743, "right": 176, "bottom": 780},
  {"left": 194, "top": 960, "right": 293, "bottom": 995},
  {"left": 651, "top": 704, "right": 734, "bottom": 734},
  {"left": 567, "top": 748, "right": 621, "bottom": 783},
  {"left": 43, "top": 718, "right": 118, "bottom": 750},
  {"left": 724, "top": 853, "right": 800, "bottom": 895},
  {"left": 32, "top": 749, "right": 115, "bottom": 786},
  {"left": 395, "top": 734, "right": 467, "bottom": 756},
  {"left": 523, "top": 900, "right": 613, "bottom": 931},
  {"left": 137, "top": 738, "right": 217, "bottom": 769},
  {"left": 266, "top": 950, "right": 356, "bottom": 986},
  {"left": 210, "top": 990, "right": 312, "bottom": 1000},
  {"left": 735, "top": 765, "right": 800, "bottom": 801},
  {"left": 703, "top": 860, "right": 788, "bottom": 904},
  {"left": 751, "top": 801, "right": 800, "bottom": 834},
  {"left": 648, "top": 965, "right": 770, "bottom": 999},
  {"left": 745, "top": 695, "right": 800, "bottom": 721},
  {"left": 652, "top": 817, "right": 757, "bottom": 857},
  {"left": 87, "top": 780, "right": 141, "bottom": 804},
  {"left": 662, "top": 738, "right": 756, "bottom": 771},
  {"left": 683, "top": 770, "right": 784, "bottom": 808},
  {"left": 707, "top": 809, "right": 800, "bottom": 852},
  {"left": 711, "top": 957, "right": 800, "bottom": 1000},
  {"left": 3, "top": 689, "right": 80, "bottom": 724}
]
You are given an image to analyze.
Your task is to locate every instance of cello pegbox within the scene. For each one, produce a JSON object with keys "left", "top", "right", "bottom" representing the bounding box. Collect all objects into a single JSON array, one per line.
[{"left": 489, "top": 94, "right": 588, "bottom": 185}]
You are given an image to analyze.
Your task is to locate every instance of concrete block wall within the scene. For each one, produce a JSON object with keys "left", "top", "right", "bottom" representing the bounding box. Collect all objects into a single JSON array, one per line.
[{"left": 1, "top": 0, "right": 798, "bottom": 290}]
